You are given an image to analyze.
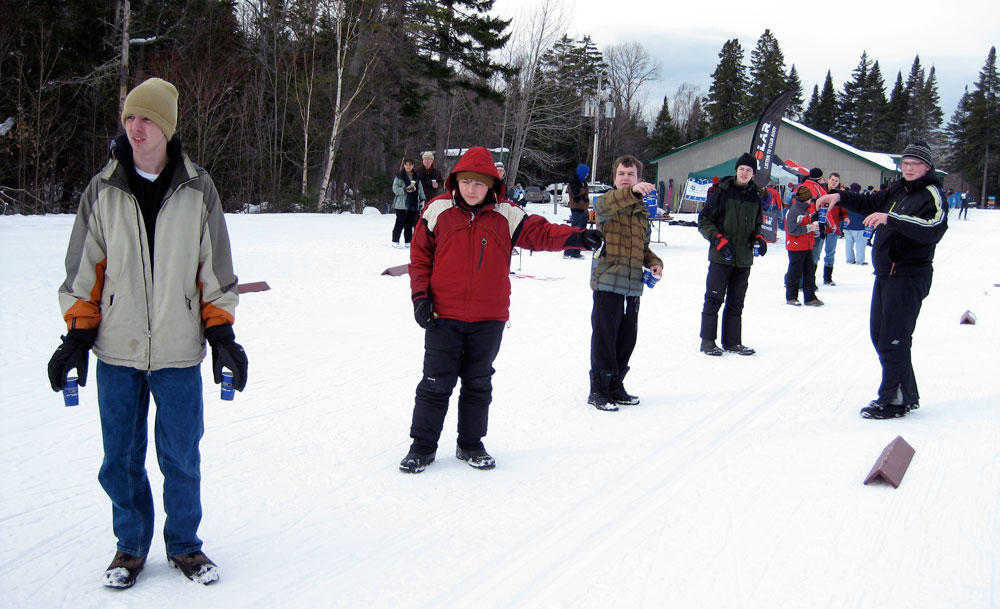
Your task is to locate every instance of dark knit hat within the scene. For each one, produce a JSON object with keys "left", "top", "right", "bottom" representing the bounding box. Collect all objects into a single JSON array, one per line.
[
  {"left": 901, "top": 141, "right": 933, "bottom": 167},
  {"left": 121, "top": 78, "right": 178, "bottom": 138},
  {"left": 808, "top": 167, "right": 823, "bottom": 180},
  {"left": 849, "top": 182, "right": 861, "bottom": 192},
  {"left": 735, "top": 152, "right": 757, "bottom": 171}
]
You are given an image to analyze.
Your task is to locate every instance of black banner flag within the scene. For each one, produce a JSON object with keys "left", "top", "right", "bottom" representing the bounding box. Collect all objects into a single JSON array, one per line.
[{"left": 750, "top": 90, "right": 795, "bottom": 187}]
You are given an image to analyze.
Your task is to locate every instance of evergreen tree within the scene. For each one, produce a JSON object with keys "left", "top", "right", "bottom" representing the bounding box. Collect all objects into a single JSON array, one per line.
[
  {"left": 648, "top": 95, "right": 680, "bottom": 156},
  {"left": 837, "top": 51, "right": 872, "bottom": 144},
  {"left": 802, "top": 84, "right": 820, "bottom": 125},
  {"left": 920, "top": 66, "right": 945, "bottom": 148},
  {"left": 948, "top": 47, "right": 999, "bottom": 200},
  {"left": 811, "top": 71, "right": 838, "bottom": 135},
  {"left": 902, "top": 56, "right": 926, "bottom": 143},
  {"left": 747, "top": 29, "right": 787, "bottom": 118},
  {"left": 885, "top": 71, "right": 910, "bottom": 150},
  {"left": 786, "top": 64, "right": 804, "bottom": 120},
  {"left": 705, "top": 38, "right": 749, "bottom": 133}
]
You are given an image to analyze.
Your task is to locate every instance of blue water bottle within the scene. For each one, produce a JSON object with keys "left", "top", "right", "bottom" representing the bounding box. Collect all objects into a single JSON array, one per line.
[
  {"left": 753, "top": 242, "right": 760, "bottom": 257},
  {"left": 63, "top": 375, "right": 79, "bottom": 407},
  {"left": 863, "top": 225, "right": 874, "bottom": 240},
  {"left": 221, "top": 370, "right": 235, "bottom": 401}
]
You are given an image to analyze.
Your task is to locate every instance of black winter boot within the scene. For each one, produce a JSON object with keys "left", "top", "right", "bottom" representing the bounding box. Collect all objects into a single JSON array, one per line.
[
  {"left": 700, "top": 339, "right": 723, "bottom": 356},
  {"left": 610, "top": 366, "right": 639, "bottom": 405},
  {"left": 588, "top": 371, "right": 618, "bottom": 411},
  {"left": 823, "top": 265, "right": 836, "bottom": 286}
]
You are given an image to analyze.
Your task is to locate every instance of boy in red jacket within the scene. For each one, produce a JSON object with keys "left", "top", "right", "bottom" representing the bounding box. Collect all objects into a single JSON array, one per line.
[
  {"left": 784, "top": 186, "right": 823, "bottom": 306},
  {"left": 400, "top": 147, "right": 604, "bottom": 473}
]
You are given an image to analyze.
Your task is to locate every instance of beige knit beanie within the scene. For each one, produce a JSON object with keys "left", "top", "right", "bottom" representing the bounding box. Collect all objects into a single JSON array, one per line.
[{"left": 121, "top": 78, "right": 178, "bottom": 138}]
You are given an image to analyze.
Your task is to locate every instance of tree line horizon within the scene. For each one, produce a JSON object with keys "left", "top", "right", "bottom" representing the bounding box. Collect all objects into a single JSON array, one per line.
[{"left": 2, "top": 1, "right": 997, "bottom": 215}]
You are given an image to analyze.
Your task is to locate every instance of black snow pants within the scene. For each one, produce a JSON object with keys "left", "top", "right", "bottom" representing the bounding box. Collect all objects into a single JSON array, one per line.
[
  {"left": 700, "top": 261, "right": 751, "bottom": 346},
  {"left": 590, "top": 290, "right": 639, "bottom": 392},
  {"left": 870, "top": 272, "right": 931, "bottom": 405},
  {"left": 409, "top": 319, "right": 504, "bottom": 453}
]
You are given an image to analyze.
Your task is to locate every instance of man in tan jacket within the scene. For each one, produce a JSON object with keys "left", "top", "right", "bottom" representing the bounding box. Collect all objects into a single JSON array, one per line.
[{"left": 47, "top": 78, "right": 247, "bottom": 589}]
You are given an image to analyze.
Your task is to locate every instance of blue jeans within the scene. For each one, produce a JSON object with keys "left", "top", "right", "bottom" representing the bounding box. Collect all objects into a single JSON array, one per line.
[
  {"left": 97, "top": 361, "right": 205, "bottom": 557},
  {"left": 811, "top": 233, "right": 838, "bottom": 267},
  {"left": 565, "top": 209, "right": 589, "bottom": 257},
  {"left": 844, "top": 230, "right": 866, "bottom": 264}
]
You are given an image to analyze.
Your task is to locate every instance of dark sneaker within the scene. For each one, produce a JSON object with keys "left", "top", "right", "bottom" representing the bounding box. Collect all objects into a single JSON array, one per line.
[
  {"left": 399, "top": 450, "right": 436, "bottom": 474},
  {"left": 804, "top": 298, "right": 825, "bottom": 307},
  {"left": 724, "top": 344, "right": 756, "bottom": 356},
  {"left": 456, "top": 447, "right": 496, "bottom": 470},
  {"left": 610, "top": 387, "right": 640, "bottom": 405},
  {"left": 786, "top": 299, "right": 802, "bottom": 306},
  {"left": 587, "top": 391, "right": 618, "bottom": 411},
  {"left": 167, "top": 550, "right": 219, "bottom": 585},
  {"left": 905, "top": 402, "right": 920, "bottom": 412},
  {"left": 860, "top": 400, "right": 908, "bottom": 419},
  {"left": 103, "top": 551, "right": 146, "bottom": 589}
]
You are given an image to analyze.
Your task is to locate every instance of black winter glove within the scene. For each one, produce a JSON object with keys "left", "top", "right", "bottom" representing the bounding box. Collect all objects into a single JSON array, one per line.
[
  {"left": 204, "top": 324, "right": 248, "bottom": 391},
  {"left": 580, "top": 229, "right": 605, "bottom": 254},
  {"left": 712, "top": 234, "right": 734, "bottom": 261},
  {"left": 413, "top": 298, "right": 437, "bottom": 330},
  {"left": 47, "top": 329, "right": 97, "bottom": 391},
  {"left": 754, "top": 234, "right": 768, "bottom": 257}
]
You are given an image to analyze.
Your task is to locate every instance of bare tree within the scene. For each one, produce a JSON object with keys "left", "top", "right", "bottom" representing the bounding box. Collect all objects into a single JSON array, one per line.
[
  {"left": 502, "top": 0, "right": 577, "bottom": 185},
  {"left": 315, "top": 0, "right": 380, "bottom": 210},
  {"left": 604, "top": 41, "right": 661, "bottom": 123}
]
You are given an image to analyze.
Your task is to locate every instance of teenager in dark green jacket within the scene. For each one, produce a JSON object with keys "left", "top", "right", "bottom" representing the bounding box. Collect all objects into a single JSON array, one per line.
[{"left": 697, "top": 153, "right": 768, "bottom": 356}]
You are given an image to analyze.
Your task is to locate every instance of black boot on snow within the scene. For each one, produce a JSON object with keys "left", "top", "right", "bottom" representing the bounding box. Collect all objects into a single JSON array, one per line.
[
  {"left": 588, "top": 371, "right": 618, "bottom": 411},
  {"left": 610, "top": 366, "right": 639, "bottom": 405},
  {"left": 860, "top": 400, "right": 907, "bottom": 419},
  {"left": 823, "top": 266, "right": 836, "bottom": 286},
  {"left": 167, "top": 550, "right": 219, "bottom": 585},
  {"left": 700, "top": 339, "right": 723, "bottom": 356},
  {"left": 456, "top": 446, "right": 496, "bottom": 470},
  {"left": 724, "top": 344, "right": 756, "bottom": 356},
  {"left": 399, "top": 450, "right": 436, "bottom": 474},
  {"left": 104, "top": 551, "right": 146, "bottom": 589}
]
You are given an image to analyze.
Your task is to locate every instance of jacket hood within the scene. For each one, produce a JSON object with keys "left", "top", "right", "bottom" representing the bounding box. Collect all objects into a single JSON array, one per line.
[
  {"left": 576, "top": 163, "right": 590, "bottom": 182},
  {"left": 446, "top": 147, "right": 505, "bottom": 202}
]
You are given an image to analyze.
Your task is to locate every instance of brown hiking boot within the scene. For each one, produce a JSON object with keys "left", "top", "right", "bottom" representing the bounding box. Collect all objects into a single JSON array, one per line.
[
  {"left": 103, "top": 551, "right": 147, "bottom": 589},
  {"left": 167, "top": 550, "right": 219, "bottom": 584}
]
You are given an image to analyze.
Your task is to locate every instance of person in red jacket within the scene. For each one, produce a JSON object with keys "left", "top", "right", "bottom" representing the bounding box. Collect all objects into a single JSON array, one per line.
[
  {"left": 400, "top": 147, "right": 604, "bottom": 473},
  {"left": 783, "top": 186, "right": 823, "bottom": 306}
]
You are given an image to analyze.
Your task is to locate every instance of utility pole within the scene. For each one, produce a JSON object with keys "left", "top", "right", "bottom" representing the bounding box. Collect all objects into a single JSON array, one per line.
[{"left": 591, "top": 72, "right": 601, "bottom": 180}]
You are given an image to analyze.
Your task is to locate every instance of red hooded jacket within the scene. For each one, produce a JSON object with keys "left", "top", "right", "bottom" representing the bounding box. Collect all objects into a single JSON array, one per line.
[{"left": 409, "top": 147, "right": 585, "bottom": 322}]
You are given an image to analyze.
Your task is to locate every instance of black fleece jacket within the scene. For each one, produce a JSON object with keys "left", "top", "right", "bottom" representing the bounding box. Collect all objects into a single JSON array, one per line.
[{"left": 837, "top": 173, "right": 947, "bottom": 276}]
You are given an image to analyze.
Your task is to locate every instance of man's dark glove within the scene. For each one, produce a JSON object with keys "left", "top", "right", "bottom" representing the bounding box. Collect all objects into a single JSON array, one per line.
[
  {"left": 580, "top": 229, "right": 605, "bottom": 253},
  {"left": 204, "top": 324, "right": 248, "bottom": 391},
  {"left": 754, "top": 235, "right": 768, "bottom": 257},
  {"left": 48, "top": 329, "right": 97, "bottom": 391},
  {"left": 712, "top": 233, "right": 734, "bottom": 261},
  {"left": 413, "top": 298, "right": 437, "bottom": 330}
]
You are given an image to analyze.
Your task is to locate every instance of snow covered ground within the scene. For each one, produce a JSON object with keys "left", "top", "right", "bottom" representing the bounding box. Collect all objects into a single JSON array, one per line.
[{"left": 2, "top": 204, "right": 998, "bottom": 608}]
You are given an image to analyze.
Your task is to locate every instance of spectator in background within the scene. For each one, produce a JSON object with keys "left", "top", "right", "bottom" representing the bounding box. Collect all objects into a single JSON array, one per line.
[
  {"left": 842, "top": 182, "right": 868, "bottom": 265},
  {"left": 565, "top": 163, "right": 590, "bottom": 259},
  {"left": 415, "top": 151, "right": 443, "bottom": 200},
  {"left": 391, "top": 158, "right": 425, "bottom": 248},
  {"left": 784, "top": 186, "right": 823, "bottom": 307},
  {"left": 959, "top": 189, "right": 971, "bottom": 220},
  {"left": 817, "top": 172, "right": 847, "bottom": 286}
]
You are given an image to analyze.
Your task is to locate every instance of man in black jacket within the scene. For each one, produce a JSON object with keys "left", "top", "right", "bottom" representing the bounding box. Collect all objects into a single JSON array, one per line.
[
  {"left": 818, "top": 141, "right": 947, "bottom": 419},
  {"left": 696, "top": 152, "right": 768, "bottom": 356}
]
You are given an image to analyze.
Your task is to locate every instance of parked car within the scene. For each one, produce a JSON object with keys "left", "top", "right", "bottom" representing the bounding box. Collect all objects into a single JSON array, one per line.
[
  {"left": 544, "top": 182, "right": 613, "bottom": 206},
  {"left": 521, "top": 185, "right": 550, "bottom": 204}
]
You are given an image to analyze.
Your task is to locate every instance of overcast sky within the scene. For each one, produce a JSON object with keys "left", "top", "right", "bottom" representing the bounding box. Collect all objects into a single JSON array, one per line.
[{"left": 494, "top": 0, "right": 997, "bottom": 133}]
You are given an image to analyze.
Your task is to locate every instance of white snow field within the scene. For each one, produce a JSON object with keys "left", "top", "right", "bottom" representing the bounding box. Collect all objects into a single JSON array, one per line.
[{"left": 2, "top": 204, "right": 998, "bottom": 609}]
